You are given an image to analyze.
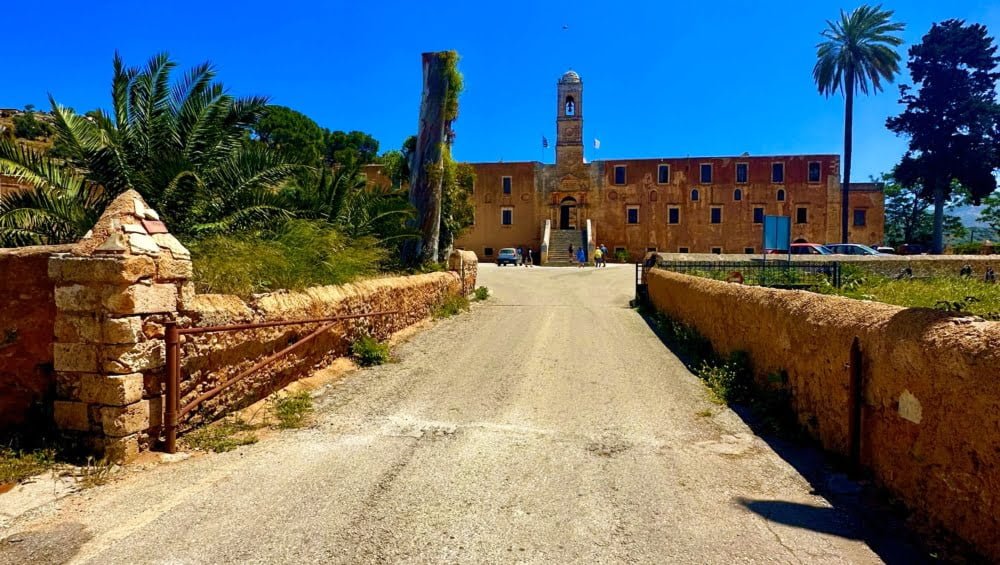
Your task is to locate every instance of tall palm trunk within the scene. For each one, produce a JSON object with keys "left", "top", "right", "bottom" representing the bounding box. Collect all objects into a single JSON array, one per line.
[
  {"left": 403, "top": 52, "right": 449, "bottom": 266},
  {"left": 841, "top": 70, "right": 854, "bottom": 244}
]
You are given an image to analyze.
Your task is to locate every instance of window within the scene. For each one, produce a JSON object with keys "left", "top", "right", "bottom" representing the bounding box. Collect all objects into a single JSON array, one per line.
[
  {"left": 734, "top": 188, "right": 743, "bottom": 201},
  {"left": 711, "top": 247, "right": 723, "bottom": 254},
  {"left": 678, "top": 247, "right": 689, "bottom": 253},
  {"left": 614, "top": 165, "right": 626, "bottom": 185},
  {"left": 776, "top": 189, "right": 786, "bottom": 202},
  {"left": 501, "top": 207, "right": 513, "bottom": 225},
  {"left": 771, "top": 162, "right": 784, "bottom": 183},
  {"left": 668, "top": 207, "right": 680, "bottom": 225},
  {"left": 626, "top": 206, "right": 639, "bottom": 224},
  {"left": 646, "top": 247, "right": 657, "bottom": 253},
  {"left": 744, "top": 247, "right": 755, "bottom": 254},
  {"left": 502, "top": 176, "right": 512, "bottom": 194},
  {"left": 853, "top": 209, "right": 867, "bottom": 226},
  {"left": 691, "top": 188, "right": 700, "bottom": 201},
  {"left": 808, "top": 161, "right": 821, "bottom": 183},
  {"left": 657, "top": 164, "right": 670, "bottom": 184},
  {"left": 700, "top": 163, "right": 713, "bottom": 184},
  {"left": 736, "top": 163, "right": 749, "bottom": 184},
  {"left": 484, "top": 247, "right": 494, "bottom": 257},
  {"left": 565, "top": 96, "right": 575, "bottom": 116},
  {"left": 710, "top": 207, "right": 722, "bottom": 224},
  {"left": 753, "top": 207, "right": 765, "bottom": 224},
  {"left": 796, "top": 207, "right": 808, "bottom": 224},
  {"left": 614, "top": 246, "right": 626, "bottom": 256}
]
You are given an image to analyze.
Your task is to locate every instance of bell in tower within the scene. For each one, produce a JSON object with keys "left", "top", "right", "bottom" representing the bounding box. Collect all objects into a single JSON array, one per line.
[{"left": 556, "top": 70, "right": 584, "bottom": 168}]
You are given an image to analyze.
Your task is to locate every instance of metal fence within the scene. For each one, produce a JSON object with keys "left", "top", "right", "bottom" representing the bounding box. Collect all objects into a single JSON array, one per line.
[{"left": 653, "top": 260, "right": 842, "bottom": 289}]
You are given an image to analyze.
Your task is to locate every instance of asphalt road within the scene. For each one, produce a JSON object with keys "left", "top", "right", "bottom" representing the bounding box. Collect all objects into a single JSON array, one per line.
[{"left": 1, "top": 264, "right": 919, "bottom": 564}]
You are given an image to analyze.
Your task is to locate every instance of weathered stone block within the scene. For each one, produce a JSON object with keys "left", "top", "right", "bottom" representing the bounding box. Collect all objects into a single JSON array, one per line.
[
  {"left": 104, "top": 283, "right": 177, "bottom": 315},
  {"left": 177, "top": 283, "right": 197, "bottom": 312},
  {"left": 152, "top": 233, "right": 191, "bottom": 259},
  {"left": 157, "top": 256, "right": 193, "bottom": 281},
  {"left": 78, "top": 373, "right": 143, "bottom": 406},
  {"left": 53, "top": 400, "right": 90, "bottom": 431},
  {"left": 54, "top": 313, "right": 101, "bottom": 343},
  {"left": 100, "top": 400, "right": 150, "bottom": 437},
  {"left": 48, "top": 255, "right": 155, "bottom": 284},
  {"left": 53, "top": 343, "right": 98, "bottom": 372},
  {"left": 54, "top": 284, "right": 103, "bottom": 312},
  {"left": 148, "top": 395, "right": 163, "bottom": 428},
  {"left": 102, "top": 340, "right": 165, "bottom": 374},
  {"left": 103, "top": 316, "right": 143, "bottom": 344},
  {"left": 103, "top": 434, "right": 140, "bottom": 462},
  {"left": 128, "top": 233, "right": 161, "bottom": 256}
]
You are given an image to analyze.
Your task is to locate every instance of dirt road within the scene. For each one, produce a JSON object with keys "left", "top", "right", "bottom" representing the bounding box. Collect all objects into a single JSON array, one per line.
[{"left": 1, "top": 264, "right": 918, "bottom": 564}]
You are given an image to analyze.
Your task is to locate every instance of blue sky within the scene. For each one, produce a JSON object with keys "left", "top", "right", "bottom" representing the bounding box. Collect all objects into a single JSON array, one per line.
[{"left": 3, "top": 1, "right": 999, "bottom": 192}]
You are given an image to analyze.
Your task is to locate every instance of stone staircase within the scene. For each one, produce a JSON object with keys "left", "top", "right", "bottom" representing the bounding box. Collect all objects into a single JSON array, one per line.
[{"left": 547, "top": 230, "right": 585, "bottom": 265}]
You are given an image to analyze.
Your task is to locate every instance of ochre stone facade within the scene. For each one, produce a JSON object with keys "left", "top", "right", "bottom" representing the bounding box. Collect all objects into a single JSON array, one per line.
[{"left": 451, "top": 71, "right": 884, "bottom": 261}]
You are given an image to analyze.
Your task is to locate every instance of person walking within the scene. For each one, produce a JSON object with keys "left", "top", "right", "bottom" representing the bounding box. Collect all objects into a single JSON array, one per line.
[
  {"left": 567, "top": 243, "right": 574, "bottom": 263},
  {"left": 599, "top": 244, "right": 608, "bottom": 267},
  {"left": 593, "top": 246, "right": 603, "bottom": 268},
  {"left": 525, "top": 248, "right": 534, "bottom": 267},
  {"left": 576, "top": 246, "right": 586, "bottom": 268},
  {"left": 516, "top": 246, "right": 524, "bottom": 266}
]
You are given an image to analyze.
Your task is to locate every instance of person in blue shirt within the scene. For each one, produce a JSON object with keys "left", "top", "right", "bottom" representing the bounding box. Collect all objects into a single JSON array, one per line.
[{"left": 576, "top": 246, "right": 586, "bottom": 268}]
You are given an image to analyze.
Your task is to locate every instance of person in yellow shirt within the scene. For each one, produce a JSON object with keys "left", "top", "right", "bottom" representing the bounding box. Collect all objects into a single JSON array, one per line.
[{"left": 593, "top": 247, "right": 603, "bottom": 268}]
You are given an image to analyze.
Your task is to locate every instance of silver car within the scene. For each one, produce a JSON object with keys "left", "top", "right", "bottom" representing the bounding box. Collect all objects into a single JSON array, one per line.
[{"left": 824, "top": 243, "right": 884, "bottom": 256}]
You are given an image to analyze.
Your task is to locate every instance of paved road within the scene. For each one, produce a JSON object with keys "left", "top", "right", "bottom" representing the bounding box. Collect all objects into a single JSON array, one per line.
[{"left": 1, "top": 264, "right": 917, "bottom": 564}]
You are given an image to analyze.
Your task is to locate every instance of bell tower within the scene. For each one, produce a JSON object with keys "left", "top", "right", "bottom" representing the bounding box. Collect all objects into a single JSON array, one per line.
[{"left": 556, "top": 70, "right": 584, "bottom": 168}]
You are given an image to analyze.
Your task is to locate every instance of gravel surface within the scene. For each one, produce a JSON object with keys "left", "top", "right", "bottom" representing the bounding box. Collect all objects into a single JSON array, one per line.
[{"left": 0, "top": 264, "right": 919, "bottom": 564}]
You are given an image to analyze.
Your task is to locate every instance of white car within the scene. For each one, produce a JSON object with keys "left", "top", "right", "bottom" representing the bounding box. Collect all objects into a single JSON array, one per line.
[{"left": 824, "top": 243, "right": 884, "bottom": 256}]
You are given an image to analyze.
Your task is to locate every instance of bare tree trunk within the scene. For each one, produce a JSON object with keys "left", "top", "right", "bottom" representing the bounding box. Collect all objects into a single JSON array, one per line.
[
  {"left": 403, "top": 52, "right": 449, "bottom": 266},
  {"left": 932, "top": 183, "right": 945, "bottom": 253},
  {"left": 841, "top": 71, "right": 854, "bottom": 244}
]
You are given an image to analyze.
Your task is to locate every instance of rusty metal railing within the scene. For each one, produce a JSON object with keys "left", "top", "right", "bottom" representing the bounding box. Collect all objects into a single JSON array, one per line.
[{"left": 163, "top": 311, "right": 398, "bottom": 453}]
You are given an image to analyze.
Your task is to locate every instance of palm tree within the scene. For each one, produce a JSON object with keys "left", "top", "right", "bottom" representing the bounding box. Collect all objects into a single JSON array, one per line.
[
  {"left": 0, "top": 140, "right": 110, "bottom": 246},
  {"left": 814, "top": 5, "right": 904, "bottom": 243},
  {"left": 0, "top": 52, "right": 300, "bottom": 243}
]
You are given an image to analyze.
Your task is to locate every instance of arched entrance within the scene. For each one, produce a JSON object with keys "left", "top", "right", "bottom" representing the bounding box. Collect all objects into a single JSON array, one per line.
[{"left": 559, "top": 196, "right": 578, "bottom": 230}]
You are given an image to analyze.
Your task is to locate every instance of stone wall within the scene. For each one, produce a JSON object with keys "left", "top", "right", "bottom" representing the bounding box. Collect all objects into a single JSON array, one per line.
[
  {"left": 647, "top": 269, "right": 1000, "bottom": 560},
  {"left": 652, "top": 252, "right": 1000, "bottom": 278},
  {"left": 175, "top": 271, "right": 465, "bottom": 431},
  {"left": 0, "top": 244, "right": 72, "bottom": 434}
]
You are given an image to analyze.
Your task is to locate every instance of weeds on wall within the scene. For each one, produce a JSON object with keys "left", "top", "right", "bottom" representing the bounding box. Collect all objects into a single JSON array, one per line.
[
  {"left": 351, "top": 335, "right": 391, "bottom": 367},
  {"left": 270, "top": 391, "right": 314, "bottom": 429},
  {"left": 189, "top": 219, "right": 387, "bottom": 297},
  {"left": 640, "top": 305, "right": 801, "bottom": 437},
  {"left": 433, "top": 294, "right": 470, "bottom": 318}
]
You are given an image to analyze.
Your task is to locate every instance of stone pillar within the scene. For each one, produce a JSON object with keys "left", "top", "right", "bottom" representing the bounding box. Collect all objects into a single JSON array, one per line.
[{"left": 49, "top": 190, "right": 191, "bottom": 462}]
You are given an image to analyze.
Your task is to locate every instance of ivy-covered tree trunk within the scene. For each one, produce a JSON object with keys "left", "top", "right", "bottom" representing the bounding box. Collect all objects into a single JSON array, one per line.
[{"left": 404, "top": 52, "right": 450, "bottom": 266}]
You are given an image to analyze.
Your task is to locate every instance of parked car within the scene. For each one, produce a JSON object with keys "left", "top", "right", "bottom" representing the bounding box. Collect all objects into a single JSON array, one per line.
[
  {"left": 765, "top": 243, "right": 832, "bottom": 255},
  {"left": 496, "top": 247, "right": 521, "bottom": 266},
  {"left": 824, "top": 243, "right": 884, "bottom": 256},
  {"left": 897, "top": 243, "right": 927, "bottom": 255},
  {"left": 875, "top": 246, "right": 896, "bottom": 254}
]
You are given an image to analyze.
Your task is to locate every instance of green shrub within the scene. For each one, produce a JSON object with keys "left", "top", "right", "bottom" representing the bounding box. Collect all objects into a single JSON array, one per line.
[
  {"left": 351, "top": 335, "right": 391, "bottom": 366},
  {"left": 0, "top": 448, "right": 55, "bottom": 484},
  {"left": 271, "top": 391, "right": 313, "bottom": 429},
  {"left": 183, "top": 417, "right": 258, "bottom": 453},
  {"left": 473, "top": 286, "right": 489, "bottom": 301},
  {"left": 188, "top": 219, "right": 386, "bottom": 296},
  {"left": 433, "top": 294, "right": 470, "bottom": 318}
]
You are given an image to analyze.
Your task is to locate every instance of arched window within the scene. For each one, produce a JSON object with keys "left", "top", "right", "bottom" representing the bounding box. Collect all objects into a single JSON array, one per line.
[
  {"left": 777, "top": 189, "right": 786, "bottom": 202},
  {"left": 734, "top": 188, "right": 743, "bottom": 201},
  {"left": 691, "top": 189, "right": 700, "bottom": 201},
  {"left": 648, "top": 190, "right": 658, "bottom": 202},
  {"left": 565, "top": 96, "right": 575, "bottom": 116}
]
